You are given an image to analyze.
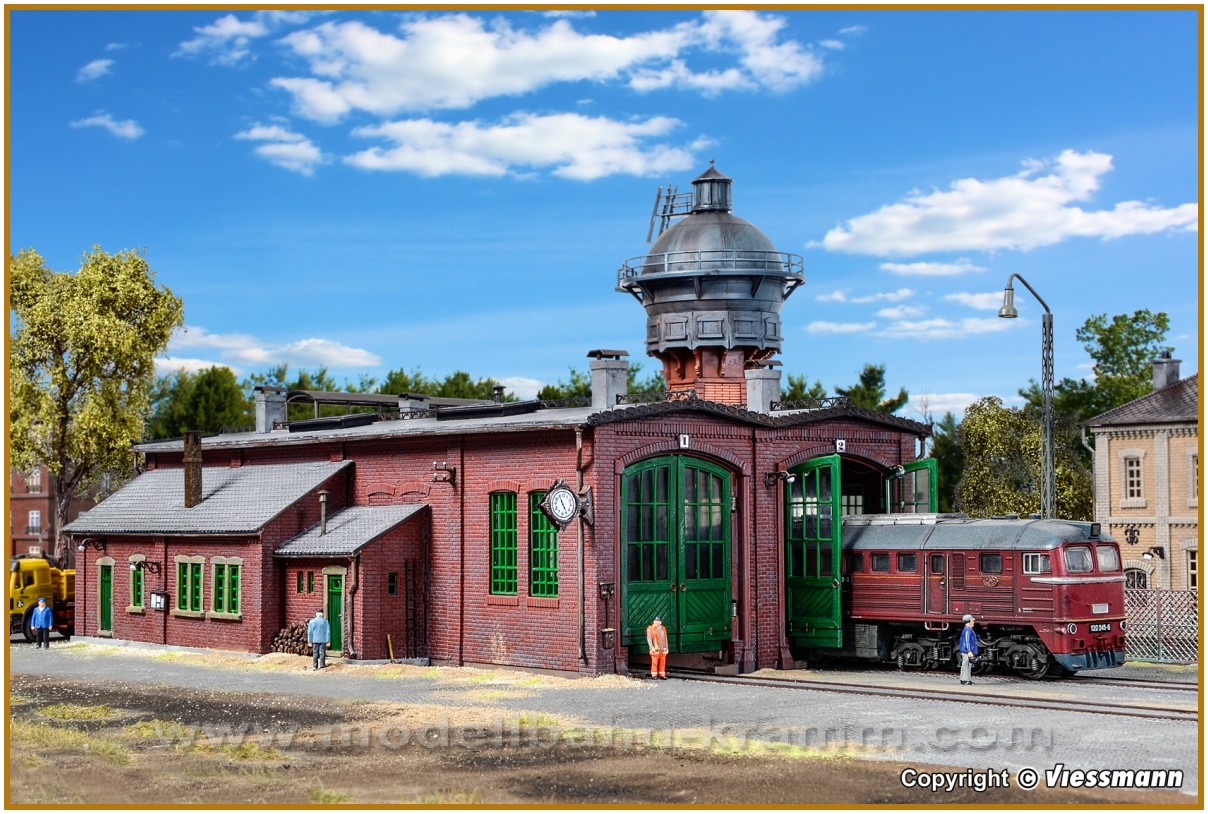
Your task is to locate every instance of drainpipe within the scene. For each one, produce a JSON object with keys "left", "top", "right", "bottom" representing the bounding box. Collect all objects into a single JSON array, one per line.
[
  {"left": 577, "top": 429, "right": 587, "bottom": 665},
  {"left": 346, "top": 555, "right": 358, "bottom": 659}
]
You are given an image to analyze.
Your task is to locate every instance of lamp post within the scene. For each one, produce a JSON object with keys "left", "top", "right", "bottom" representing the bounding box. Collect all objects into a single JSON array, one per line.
[{"left": 998, "top": 273, "right": 1055, "bottom": 519}]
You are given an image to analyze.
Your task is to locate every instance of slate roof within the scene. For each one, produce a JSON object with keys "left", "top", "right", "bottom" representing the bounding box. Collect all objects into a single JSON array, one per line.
[
  {"left": 1084, "top": 375, "right": 1199, "bottom": 428},
  {"left": 275, "top": 505, "right": 427, "bottom": 557},
  {"left": 63, "top": 461, "right": 353, "bottom": 535}
]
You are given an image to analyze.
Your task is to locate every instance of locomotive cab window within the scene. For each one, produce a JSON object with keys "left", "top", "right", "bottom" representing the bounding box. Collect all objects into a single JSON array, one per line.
[
  {"left": 1064, "top": 546, "right": 1094, "bottom": 573},
  {"left": 1023, "top": 553, "right": 1051, "bottom": 574},
  {"left": 929, "top": 554, "right": 944, "bottom": 575},
  {"left": 979, "top": 553, "right": 1003, "bottom": 574},
  {"left": 1095, "top": 545, "right": 1121, "bottom": 572},
  {"left": 897, "top": 553, "right": 918, "bottom": 573},
  {"left": 870, "top": 553, "right": 891, "bottom": 573},
  {"left": 846, "top": 552, "right": 865, "bottom": 573}
]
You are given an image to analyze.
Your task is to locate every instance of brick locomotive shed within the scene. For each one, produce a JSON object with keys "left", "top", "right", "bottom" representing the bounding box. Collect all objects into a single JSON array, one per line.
[{"left": 67, "top": 166, "right": 937, "bottom": 676}]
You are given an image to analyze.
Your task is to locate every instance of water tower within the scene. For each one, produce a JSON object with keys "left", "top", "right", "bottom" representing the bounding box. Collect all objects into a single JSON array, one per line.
[{"left": 616, "top": 163, "right": 805, "bottom": 406}]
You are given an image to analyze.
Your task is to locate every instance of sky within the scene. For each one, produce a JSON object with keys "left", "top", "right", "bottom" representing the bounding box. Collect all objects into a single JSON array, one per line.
[{"left": 6, "top": 5, "right": 1201, "bottom": 422}]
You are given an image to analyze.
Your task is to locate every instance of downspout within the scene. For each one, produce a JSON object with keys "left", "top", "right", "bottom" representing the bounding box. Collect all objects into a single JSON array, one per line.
[
  {"left": 577, "top": 428, "right": 587, "bottom": 665},
  {"left": 1080, "top": 426, "right": 1095, "bottom": 457},
  {"left": 346, "top": 555, "right": 358, "bottom": 659},
  {"left": 457, "top": 440, "right": 465, "bottom": 666}
]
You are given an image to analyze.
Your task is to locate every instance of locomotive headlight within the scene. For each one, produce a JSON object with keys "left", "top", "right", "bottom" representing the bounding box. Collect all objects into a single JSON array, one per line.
[
  {"left": 1066, "top": 623, "right": 1078, "bottom": 635},
  {"left": 1119, "top": 619, "right": 1126, "bottom": 632}
]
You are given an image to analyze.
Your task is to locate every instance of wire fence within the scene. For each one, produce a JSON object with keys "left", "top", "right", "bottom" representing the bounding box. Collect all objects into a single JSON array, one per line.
[{"left": 1125, "top": 589, "right": 1199, "bottom": 663}]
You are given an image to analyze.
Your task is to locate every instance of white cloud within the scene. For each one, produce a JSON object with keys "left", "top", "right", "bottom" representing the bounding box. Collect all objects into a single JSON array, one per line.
[
  {"left": 176, "top": 10, "right": 315, "bottom": 66},
  {"left": 498, "top": 376, "right": 544, "bottom": 400},
  {"left": 69, "top": 112, "right": 144, "bottom": 139},
  {"left": 155, "top": 357, "right": 235, "bottom": 376},
  {"left": 818, "top": 39, "right": 845, "bottom": 50},
  {"left": 877, "top": 317, "right": 1015, "bottom": 340},
  {"left": 235, "top": 122, "right": 325, "bottom": 175},
  {"left": 271, "top": 11, "right": 822, "bottom": 122},
  {"left": 347, "top": 112, "right": 701, "bottom": 180},
  {"left": 76, "top": 59, "right": 113, "bottom": 82},
  {"left": 838, "top": 26, "right": 867, "bottom": 36},
  {"left": 876, "top": 305, "right": 926, "bottom": 319},
  {"left": 815, "top": 290, "right": 847, "bottom": 302},
  {"left": 944, "top": 292, "right": 1005, "bottom": 311},
  {"left": 815, "top": 150, "right": 1199, "bottom": 257},
  {"left": 806, "top": 321, "right": 877, "bottom": 334},
  {"left": 908, "top": 392, "right": 984, "bottom": 419},
  {"left": 167, "top": 325, "right": 380, "bottom": 370},
  {"left": 881, "top": 259, "right": 986, "bottom": 276},
  {"left": 851, "top": 287, "right": 914, "bottom": 304}
]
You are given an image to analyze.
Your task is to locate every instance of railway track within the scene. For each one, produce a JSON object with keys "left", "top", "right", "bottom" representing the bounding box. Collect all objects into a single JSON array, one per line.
[{"left": 667, "top": 670, "right": 1198, "bottom": 723}]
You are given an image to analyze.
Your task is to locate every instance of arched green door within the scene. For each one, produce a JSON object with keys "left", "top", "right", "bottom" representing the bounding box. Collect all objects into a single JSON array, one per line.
[
  {"left": 785, "top": 455, "right": 842, "bottom": 648},
  {"left": 621, "top": 456, "right": 732, "bottom": 654}
]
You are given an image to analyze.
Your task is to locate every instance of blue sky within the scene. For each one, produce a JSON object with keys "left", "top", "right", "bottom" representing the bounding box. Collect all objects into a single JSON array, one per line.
[{"left": 7, "top": 6, "right": 1200, "bottom": 420}]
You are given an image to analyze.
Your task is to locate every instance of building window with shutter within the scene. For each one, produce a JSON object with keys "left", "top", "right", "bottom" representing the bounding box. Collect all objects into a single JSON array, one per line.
[
  {"left": 529, "top": 492, "right": 559, "bottom": 597},
  {"left": 175, "top": 559, "right": 204, "bottom": 615},
  {"left": 1188, "top": 550, "right": 1198, "bottom": 591},
  {"left": 489, "top": 492, "right": 518, "bottom": 595}
]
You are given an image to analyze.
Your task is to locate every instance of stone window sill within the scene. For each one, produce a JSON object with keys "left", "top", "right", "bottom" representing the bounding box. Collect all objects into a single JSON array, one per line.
[
  {"left": 486, "top": 595, "right": 520, "bottom": 606},
  {"left": 170, "top": 609, "right": 205, "bottom": 619},
  {"left": 206, "top": 611, "right": 243, "bottom": 622},
  {"left": 126, "top": 606, "right": 145, "bottom": 615}
]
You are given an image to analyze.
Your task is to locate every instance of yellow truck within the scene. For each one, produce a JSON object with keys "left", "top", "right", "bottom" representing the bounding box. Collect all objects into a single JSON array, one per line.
[{"left": 9, "top": 557, "right": 75, "bottom": 641}]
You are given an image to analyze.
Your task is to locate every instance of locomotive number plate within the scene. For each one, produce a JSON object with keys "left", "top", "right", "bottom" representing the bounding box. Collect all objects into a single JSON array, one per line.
[{"left": 1089, "top": 622, "right": 1112, "bottom": 633}]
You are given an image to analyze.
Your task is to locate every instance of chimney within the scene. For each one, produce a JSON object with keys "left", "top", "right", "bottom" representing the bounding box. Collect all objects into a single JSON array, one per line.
[
  {"left": 1152, "top": 350, "right": 1181, "bottom": 392},
  {"left": 744, "top": 362, "right": 782, "bottom": 414},
  {"left": 399, "top": 392, "right": 431, "bottom": 413},
  {"left": 588, "top": 349, "right": 629, "bottom": 410},
  {"left": 318, "top": 490, "right": 328, "bottom": 536},
  {"left": 254, "top": 385, "right": 288, "bottom": 433},
  {"left": 183, "top": 431, "right": 203, "bottom": 508}
]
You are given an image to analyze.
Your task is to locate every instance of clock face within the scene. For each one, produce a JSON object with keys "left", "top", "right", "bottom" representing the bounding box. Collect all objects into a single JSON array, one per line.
[{"left": 548, "top": 487, "right": 579, "bottom": 522}]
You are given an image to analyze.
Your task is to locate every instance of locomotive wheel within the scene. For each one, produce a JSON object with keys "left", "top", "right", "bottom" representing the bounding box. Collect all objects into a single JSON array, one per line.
[
  {"left": 970, "top": 659, "right": 994, "bottom": 676},
  {"left": 21, "top": 612, "right": 34, "bottom": 643},
  {"left": 895, "top": 643, "right": 928, "bottom": 670},
  {"left": 1015, "top": 650, "right": 1052, "bottom": 680}
]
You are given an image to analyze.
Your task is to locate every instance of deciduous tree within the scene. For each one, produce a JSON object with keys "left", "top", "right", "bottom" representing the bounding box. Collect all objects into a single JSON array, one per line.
[{"left": 10, "top": 247, "right": 184, "bottom": 559}]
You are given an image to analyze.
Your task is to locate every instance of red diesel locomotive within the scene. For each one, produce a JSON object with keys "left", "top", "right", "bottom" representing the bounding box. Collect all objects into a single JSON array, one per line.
[{"left": 821, "top": 514, "right": 1127, "bottom": 678}]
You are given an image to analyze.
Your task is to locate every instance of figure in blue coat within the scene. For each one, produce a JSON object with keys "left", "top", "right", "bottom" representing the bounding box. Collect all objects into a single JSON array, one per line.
[
  {"left": 307, "top": 610, "right": 331, "bottom": 670},
  {"left": 31, "top": 597, "right": 54, "bottom": 649},
  {"left": 958, "top": 613, "right": 979, "bottom": 686}
]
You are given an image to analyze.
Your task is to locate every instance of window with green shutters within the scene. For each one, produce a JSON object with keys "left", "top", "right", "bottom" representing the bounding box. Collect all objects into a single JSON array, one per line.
[
  {"left": 213, "top": 562, "right": 241, "bottom": 615},
  {"left": 529, "top": 492, "right": 559, "bottom": 597},
  {"left": 177, "top": 561, "right": 203, "bottom": 612},
  {"left": 489, "top": 491, "right": 518, "bottom": 594},
  {"left": 130, "top": 565, "right": 144, "bottom": 608}
]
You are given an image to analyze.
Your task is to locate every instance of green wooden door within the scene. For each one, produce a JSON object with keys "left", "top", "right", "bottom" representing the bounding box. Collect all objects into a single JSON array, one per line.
[
  {"left": 99, "top": 564, "right": 112, "bottom": 632},
  {"left": 326, "top": 575, "right": 343, "bottom": 653},
  {"left": 785, "top": 455, "right": 842, "bottom": 648},
  {"left": 621, "top": 456, "right": 732, "bottom": 654},
  {"left": 890, "top": 459, "right": 939, "bottom": 513}
]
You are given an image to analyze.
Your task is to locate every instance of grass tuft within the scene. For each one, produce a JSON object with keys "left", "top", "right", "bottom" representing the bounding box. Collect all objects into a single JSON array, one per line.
[
  {"left": 38, "top": 703, "right": 118, "bottom": 721},
  {"left": 10, "top": 718, "right": 131, "bottom": 765}
]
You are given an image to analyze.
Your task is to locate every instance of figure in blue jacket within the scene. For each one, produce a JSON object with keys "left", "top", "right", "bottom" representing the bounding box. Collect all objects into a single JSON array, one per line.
[
  {"left": 31, "top": 597, "right": 54, "bottom": 649},
  {"left": 307, "top": 609, "right": 331, "bottom": 670},
  {"left": 958, "top": 613, "right": 979, "bottom": 686}
]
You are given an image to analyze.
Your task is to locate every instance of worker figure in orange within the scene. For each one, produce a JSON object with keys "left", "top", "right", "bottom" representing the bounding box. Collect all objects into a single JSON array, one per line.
[{"left": 646, "top": 615, "right": 668, "bottom": 680}]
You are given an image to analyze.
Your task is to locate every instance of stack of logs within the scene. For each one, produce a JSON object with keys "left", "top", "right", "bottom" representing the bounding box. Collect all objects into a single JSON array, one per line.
[{"left": 271, "top": 621, "right": 313, "bottom": 656}]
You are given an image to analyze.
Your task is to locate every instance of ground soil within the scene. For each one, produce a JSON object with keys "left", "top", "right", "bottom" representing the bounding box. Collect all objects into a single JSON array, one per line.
[{"left": 7, "top": 658, "right": 1195, "bottom": 807}]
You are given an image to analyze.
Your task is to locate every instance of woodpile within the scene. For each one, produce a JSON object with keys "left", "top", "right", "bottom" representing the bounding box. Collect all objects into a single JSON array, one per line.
[{"left": 271, "top": 621, "right": 312, "bottom": 655}]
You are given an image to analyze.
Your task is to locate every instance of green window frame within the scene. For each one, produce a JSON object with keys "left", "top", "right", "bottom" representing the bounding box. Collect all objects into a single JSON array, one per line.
[
  {"left": 130, "top": 564, "right": 144, "bottom": 608},
  {"left": 212, "top": 562, "right": 241, "bottom": 615},
  {"left": 489, "top": 491, "right": 518, "bottom": 595},
  {"left": 177, "top": 561, "right": 203, "bottom": 612},
  {"left": 296, "top": 572, "right": 304, "bottom": 593},
  {"left": 529, "top": 492, "right": 559, "bottom": 597},
  {"left": 387, "top": 572, "right": 398, "bottom": 596}
]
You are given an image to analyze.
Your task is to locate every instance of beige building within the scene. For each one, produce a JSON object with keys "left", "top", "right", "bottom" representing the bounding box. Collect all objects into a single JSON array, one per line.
[{"left": 1085, "top": 353, "right": 1199, "bottom": 591}]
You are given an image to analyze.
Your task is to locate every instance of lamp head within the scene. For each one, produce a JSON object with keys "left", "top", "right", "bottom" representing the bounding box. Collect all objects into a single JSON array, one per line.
[{"left": 998, "top": 285, "right": 1018, "bottom": 319}]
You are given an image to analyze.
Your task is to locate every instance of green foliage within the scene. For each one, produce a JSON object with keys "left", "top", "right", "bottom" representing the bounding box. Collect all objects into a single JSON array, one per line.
[
  {"left": 10, "top": 247, "right": 183, "bottom": 558},
  {"left": 147, "top": 366, "right": 251, "bottom": 439},
  {"left": 1021, "top": 310, "right": 1171, "bottom": 421},
  {"left": 376, "top": 366, "right": 516, "bottom": 402},
  {"left": 953, "top": 397, "right": 1091, "bottom": 519},
  {"left": 536, "top": 363, "right": 665, "bottom": 400},
  {"left": 928, "top": 411, "right": 964, "bottom": 513},
  {"left": 835, "top": 364, "right": 909, "bottom": 413},
  {"left": 783, "top": 373, "right": 827, "bottom": 402}
]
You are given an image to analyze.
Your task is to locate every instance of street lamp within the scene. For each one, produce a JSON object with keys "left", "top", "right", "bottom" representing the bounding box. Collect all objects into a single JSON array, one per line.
[{"left": 998, "top": 273, "right": 1054, "bottom": 519}]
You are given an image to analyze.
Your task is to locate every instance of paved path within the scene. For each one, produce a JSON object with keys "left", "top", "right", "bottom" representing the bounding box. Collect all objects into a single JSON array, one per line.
[{"left": 9, "top": 639, "right": 1198, "bottom": 798}]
